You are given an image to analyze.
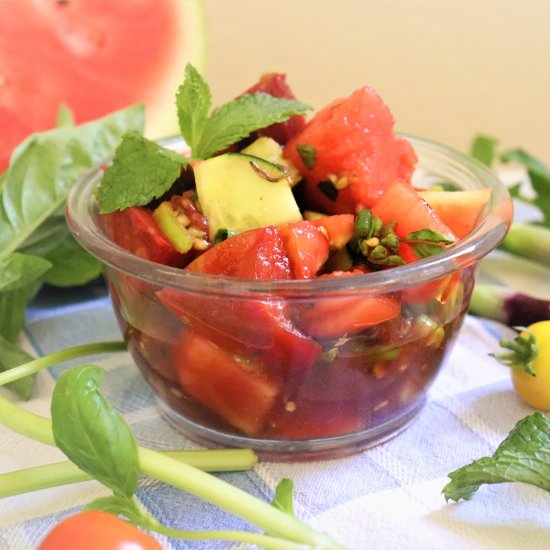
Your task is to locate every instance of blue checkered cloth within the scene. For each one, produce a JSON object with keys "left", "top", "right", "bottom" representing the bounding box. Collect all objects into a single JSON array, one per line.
[{"left": 0, "top": 283, "right": 547, "bottom": 549}]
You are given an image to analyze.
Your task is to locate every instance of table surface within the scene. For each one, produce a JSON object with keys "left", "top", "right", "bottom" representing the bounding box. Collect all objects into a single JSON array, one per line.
[{"left": 0, "top": 283, "right": 548, "bottom": 550}]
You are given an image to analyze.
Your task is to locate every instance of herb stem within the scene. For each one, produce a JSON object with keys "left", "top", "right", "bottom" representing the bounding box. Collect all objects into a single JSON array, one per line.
[
  {"left": 138, "top": 447, "right": 344, "bottom": 548},
  {"left": 0, "top": 397, "right": 344, "bottom": 549},
  {"left": 148, "top": 522, "right": 311, "bottom": 550},
  {"left": 0, "top": 341, "right": 127, "bottom": 386},
  {"left": 0, "top": 450, "right": 257, "bottom": 499}
]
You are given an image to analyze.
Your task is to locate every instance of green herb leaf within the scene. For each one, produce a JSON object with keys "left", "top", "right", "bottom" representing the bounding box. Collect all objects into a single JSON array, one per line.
[
  {"left": 296, "top": 144, "right": 316, "bottom": 170},
  {"left": 406, "top": 229, "right": 455, "bottom": 244},
  {"left": 86, "top": 495, "right": 153, "bottom": 526},
  {"left": 56, "top": 104, "right": 75, "bottom": 128},
  {"left": 0, "top": 104, "right": 144, "bottom": 259},
  {"left": 196, "top": 94, "right": 311, "bottom": 160},
  {"left": 99, "top": 132, "right": 188, "bottom": 213},
  {"left": 404, "top": 229, "right": 454, "bottom": 259},
  {"left": 0, "top": 253, "right": 52, "bottom": 292},
  {"left": 470, "top": 134, "right": 499, "bottom": 167},
  {"left": 0, "top": 334, "right": 36, "bottom": 400},
  {"left": 51, "top": 365, "right": 140, "bottom": 499},
  {"left": 0, "top": 281, "right": 41, "bottom": 343},
  {"left": 271, "top": 478, "right": 295, "bottom": 517},
  {"left": 409, "top": 242, "right": 447, "bottom": 259},
  {"left": 443, "top": 412, "right": 550, "bottom": 502},
  {"left": 42, "top": 235, "right": 103, "bottom": 287},
  {"left": 212, "top": 228, "right": 238, "bottom": 244},
  {"left": 500, "top": 148, "right": 550, "bottom": 228},
  {"left": 318, "top": 180, "right": 339, "bottom": 201},
  {"left": 176, "top": 63, "right": 211, "bottom": 154}
]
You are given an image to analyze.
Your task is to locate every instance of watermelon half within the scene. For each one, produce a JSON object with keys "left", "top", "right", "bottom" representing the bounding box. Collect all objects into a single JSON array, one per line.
[{"left": 0, "top": 0, "right": 206, "bottom": 173}]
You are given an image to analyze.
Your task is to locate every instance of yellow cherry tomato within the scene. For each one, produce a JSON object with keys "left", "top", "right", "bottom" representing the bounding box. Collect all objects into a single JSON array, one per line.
[{"left": 509, "top": 321, "right": 550, "bottom": 410}]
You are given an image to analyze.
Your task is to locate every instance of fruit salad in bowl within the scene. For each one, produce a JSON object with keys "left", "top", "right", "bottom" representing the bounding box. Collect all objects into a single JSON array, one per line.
[{"left": 66, "top": 66, "right": 512, "bottom": 460}]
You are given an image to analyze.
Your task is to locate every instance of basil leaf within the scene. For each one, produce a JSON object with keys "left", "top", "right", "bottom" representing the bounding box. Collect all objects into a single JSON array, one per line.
[
  {"left": 99, "top": 132, "right": 188, "bottom": 213},
  {"left": 176, "top": 63, "right": 211, "bottom": 154},
  {"left": 406, "top": 229, "right": 455, "bottom": 244},
  {"left": 470, "top": 134, "right": 499, "bottom": 167},
  {"left": 0, "top": 104, "right": 144, "bottom": 259},
  {"left": 271, "top": 478, "right": 295, "bottom": 517},
  {"left": 0, "top": 253, "right": 52, "bottom": 292},
  {"left": 196, "top": 94, "right": 311, "bottom": 160},
  {"left": 51, "top": 365, "right": 140, "bottom": 499},
  {"left": 409, "top": 242, "right": 445, "bottom": 259},
  {"left": 443, "top": 412, "right": 550, "bottom": 502},
  {"left": 0, "top": 281, "right": 41, "bottom": 343},
  {"left": 42, "top": 235, "right": 103, "bottom": 287},
  {"left": 500, "top": 148, "right": 549, "bottom": 175},
  {"left": 0, "top": 334, "right": 36, "bottom": 400}
]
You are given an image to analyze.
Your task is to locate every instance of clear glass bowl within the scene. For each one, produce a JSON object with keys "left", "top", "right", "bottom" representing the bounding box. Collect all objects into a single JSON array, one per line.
[{"left": 66, "top": 136, "right": 513, "bottom": 460}]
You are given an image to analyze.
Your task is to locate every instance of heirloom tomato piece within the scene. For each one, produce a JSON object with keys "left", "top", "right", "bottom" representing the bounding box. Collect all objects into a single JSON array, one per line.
[
  {"left": 293, "top": 270, "right": 401, "bottom": 339},
  {"left": 174, "top": 329, "right": 281, "bottom": 435},
  {"left": 99, "top": 206, "right": 188, "bottom": 267},
  {"left": 277, "top": 220, "right": 330, "bottom": 278}
]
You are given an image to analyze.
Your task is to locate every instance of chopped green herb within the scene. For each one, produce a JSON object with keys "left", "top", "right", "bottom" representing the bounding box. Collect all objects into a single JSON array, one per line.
[
  {"left": 213, "top": 228, "right": 238, "bottom": 244},
  {"left": 295, "top": 143, "right": 316, "bottom": 170},
  {"left": 318, "top": 180, "right": 339, "bottom": 201},
  {"left": 271, "top": 478, "right": 295, "bottom": 517}
]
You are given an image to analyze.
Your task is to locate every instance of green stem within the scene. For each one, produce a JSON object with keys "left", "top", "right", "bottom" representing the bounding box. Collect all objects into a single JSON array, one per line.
[
  {"left": 138, "top": 447, "right": 343, "bottom": 548},
  {"left": 500, "top": 223, "right": 550, "bottom": 264},
  {"left": 0, "top": 450, "right": 257, "bottom": 499},
  {"left": 147, "top": 522, "right": 311, "bottom": 550},
  {"left": 0, "top": 341, "right": 127, "bottom": 386},
  {"left": 0, "top": 398, "right": 345, "bottom": 549}
]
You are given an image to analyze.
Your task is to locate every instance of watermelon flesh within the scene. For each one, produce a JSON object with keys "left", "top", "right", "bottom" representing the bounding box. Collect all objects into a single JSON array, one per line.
[
  {"left": 284, "top": 86, "right": 418, "bottom": 214},
  {"left": 0, "top": 0, "right": 203, "bottom": 173}
]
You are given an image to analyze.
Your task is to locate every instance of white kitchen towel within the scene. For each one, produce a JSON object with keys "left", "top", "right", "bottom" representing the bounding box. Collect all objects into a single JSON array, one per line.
[{"left": 0, "top": 288, "right": 547, "bottom": 550}]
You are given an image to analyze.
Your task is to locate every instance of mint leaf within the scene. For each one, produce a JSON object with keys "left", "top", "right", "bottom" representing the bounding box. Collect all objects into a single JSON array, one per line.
[
  {"left": 51, "top": 365, "right": 140, "bottom": 499},
  {"left": 470, "top": 134, "right": 499, "bottom": 167},
  {"left": 196, "top": 93, "right": 311, "bottom": 160},
  {"left": 176, "top": 63, "right": 211, "bottom": 154},
  {"left": 271, "top": 478, "right": 295, "bottom": 516},
  {"left": 443, "top": 412, "right": 550, "bottom": 502},
  {"left": 99, "top": 132, "right": 188, "bottom": 213},
  {"left": 0, "top": 334, "right": 36, "bottom": 400}
]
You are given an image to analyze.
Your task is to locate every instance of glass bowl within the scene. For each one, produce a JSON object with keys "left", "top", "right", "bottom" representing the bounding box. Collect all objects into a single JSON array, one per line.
[{"left": 66, "top": 135, "right": 513, "bottom": 461}]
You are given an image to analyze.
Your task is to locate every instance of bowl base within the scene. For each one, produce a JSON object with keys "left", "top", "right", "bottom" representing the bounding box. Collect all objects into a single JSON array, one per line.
[{"left": 155, "top": 398, "right": 426, "bottom": 462}]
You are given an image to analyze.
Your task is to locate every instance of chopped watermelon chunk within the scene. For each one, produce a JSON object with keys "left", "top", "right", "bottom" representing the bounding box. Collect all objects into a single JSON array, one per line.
[{"left": 284, "top": 87, "right": 417, "bottom": 214}]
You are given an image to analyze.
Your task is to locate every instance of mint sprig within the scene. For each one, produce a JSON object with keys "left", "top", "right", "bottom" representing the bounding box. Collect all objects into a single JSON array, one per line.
[
  {"left": 99, "top": 63, "right": 311, "bottom": 212},
  {"left": 99, "top": 132, "right": 188, "bottom": 213},
  {"left": 443, "top": 412, "right": 550, "bottom": 502}
]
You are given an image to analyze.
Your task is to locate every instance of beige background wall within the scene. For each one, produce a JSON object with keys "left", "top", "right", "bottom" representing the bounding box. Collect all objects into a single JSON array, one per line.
[{"left": 202, "top": 0, "right": 550, "bottom": 165}]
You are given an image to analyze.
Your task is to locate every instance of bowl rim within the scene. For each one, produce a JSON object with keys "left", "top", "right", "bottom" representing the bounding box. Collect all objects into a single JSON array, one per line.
[{"left": 66, "top": 134, "right": 513, "bottom": 298}]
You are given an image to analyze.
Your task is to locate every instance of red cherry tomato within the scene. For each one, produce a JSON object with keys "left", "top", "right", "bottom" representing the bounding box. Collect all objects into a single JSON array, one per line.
[{"left": 38, "top": 510, "right": 162, "bottom": 550}]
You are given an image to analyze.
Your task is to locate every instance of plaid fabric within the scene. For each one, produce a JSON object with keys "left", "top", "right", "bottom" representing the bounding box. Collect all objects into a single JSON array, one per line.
[{"left": 0, "top": 285, "right": 546, "bottom": 550}]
